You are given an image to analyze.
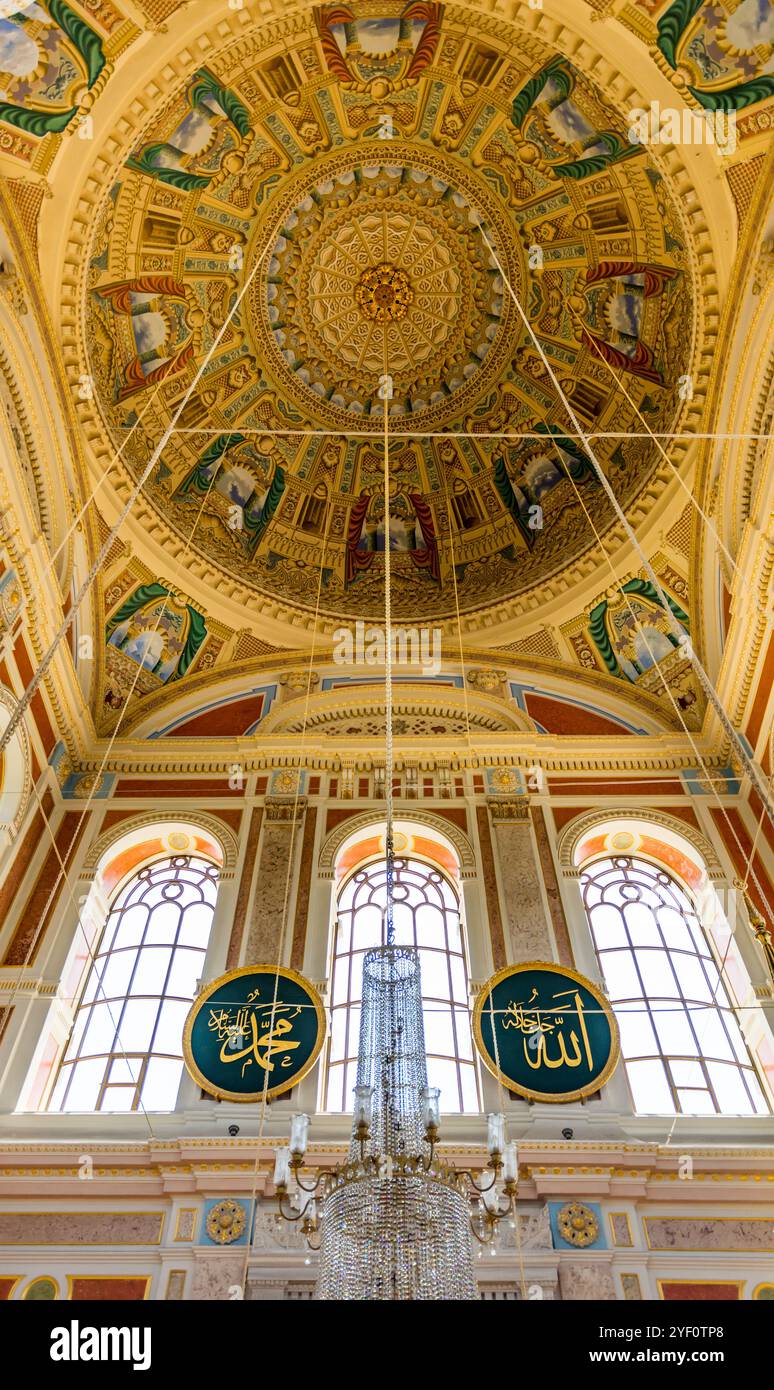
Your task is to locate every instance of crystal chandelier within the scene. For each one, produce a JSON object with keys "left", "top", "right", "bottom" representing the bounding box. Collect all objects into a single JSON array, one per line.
[
  {"left": 274, "top": 943, "right": 520, "bottom": 1298},
  {"left": 273, "top": 330, "right": 519, "bottom": 1299}
]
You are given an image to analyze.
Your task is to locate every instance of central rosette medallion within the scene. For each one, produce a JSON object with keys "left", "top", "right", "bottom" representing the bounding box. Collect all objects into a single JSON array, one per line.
[
  {"left": 355, "top": 263, "right": 414, "bottom": 322},
  {"left": 255, "top": 158, "right": 512, "bottom": 425}
]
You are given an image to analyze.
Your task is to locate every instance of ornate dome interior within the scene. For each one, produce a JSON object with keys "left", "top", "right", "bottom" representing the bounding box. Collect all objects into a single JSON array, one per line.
[
  {"left": 0, "top": 0, "right": 771, "bottom": 751},
  {"left": 77, "top": 5, "right": 696, "bottom": 629}
]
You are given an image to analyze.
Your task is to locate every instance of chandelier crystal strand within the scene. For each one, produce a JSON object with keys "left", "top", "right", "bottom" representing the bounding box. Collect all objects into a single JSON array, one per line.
[
  {"left": 382, "top": 339, "right": 395, "bottom": 947},
  {"left": 314, "top": 942, "right": 479, "bottom": 1299}
]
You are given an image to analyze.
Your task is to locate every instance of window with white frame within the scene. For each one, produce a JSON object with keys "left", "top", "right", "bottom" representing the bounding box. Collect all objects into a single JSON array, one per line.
[
  {"left": 325, "top": 856, "right": 479, "bottom": 1113},
  {"left": 48, "top": 854, "right": 219, "bottom": 1113},
  {"left": 581, "top": 854, "right": 769, "bottom": 1116}
]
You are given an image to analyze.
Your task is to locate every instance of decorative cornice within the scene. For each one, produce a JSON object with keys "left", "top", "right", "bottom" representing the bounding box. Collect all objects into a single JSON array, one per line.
[{"left": 71, "top": 735, "right": 730, "bottom": 779}]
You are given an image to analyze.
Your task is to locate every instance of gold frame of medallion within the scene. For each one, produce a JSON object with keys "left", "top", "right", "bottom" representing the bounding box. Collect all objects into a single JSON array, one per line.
[
  {"left": 182, "top": 964, "right": 327, "bottom": 1103},
  {"left": 472, "top": 960, "right": 621, "bottom": 1104}
]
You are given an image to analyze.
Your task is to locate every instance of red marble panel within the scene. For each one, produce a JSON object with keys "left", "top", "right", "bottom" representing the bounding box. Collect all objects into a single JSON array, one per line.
[
  {"left": 2, "top": 811, "right": 86, "bottom": 966},
  {"left": 69, "top": 1277, "right": 150, "bottom": 1300},
  {"left": 526, "top": 693, "right": 634, "bottom": 736},
  {"left": 745, "top": 631, "right": 774, "bottom": 749},
  {"left": 712, "top": 807, "right": 774, "bottom": 926},
  {"left": 115, "top": 778, "right": 242, "bottom": 797},
  {"left": 159, "top": 693, "right": 265, "bottom": 738},
  {"left": 476, "top": 806, "right": 506, "bottom": 971},
  {"left": 13, "top": 634, "right": 56, "bottom": 754},
  {"left": 548, "top": 776, "right": 685, "bottom": 796},
  {"left": 0, "top": 791, "right": 52, "bottom": 929}
]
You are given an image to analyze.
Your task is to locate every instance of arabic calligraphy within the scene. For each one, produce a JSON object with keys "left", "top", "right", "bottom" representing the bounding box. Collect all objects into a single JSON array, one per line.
[
  {"left": 207, "top": 1000, "right": 302, "bottom": 1078},
  {"left": 501, "top": 987, "right": 595, "bottom": 1072}
]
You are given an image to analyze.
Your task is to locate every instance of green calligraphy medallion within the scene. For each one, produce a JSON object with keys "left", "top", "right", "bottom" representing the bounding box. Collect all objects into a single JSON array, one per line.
[
  {"left": 183, "top": 965, "right": 326, "bottom": 1102},
  {"left": 473, "top": 962, "right": 619, "bottom": 1103}
]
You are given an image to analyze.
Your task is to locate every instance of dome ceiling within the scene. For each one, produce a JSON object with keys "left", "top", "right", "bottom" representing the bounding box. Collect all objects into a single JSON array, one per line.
[{"left": 81, "top": 3, "right": 695, "bottom": 624}]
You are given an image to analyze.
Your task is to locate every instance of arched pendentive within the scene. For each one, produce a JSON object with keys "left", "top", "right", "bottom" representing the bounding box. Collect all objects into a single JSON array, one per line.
[{"left": 318, "top": 809, "right": 477, "bottom": 880}]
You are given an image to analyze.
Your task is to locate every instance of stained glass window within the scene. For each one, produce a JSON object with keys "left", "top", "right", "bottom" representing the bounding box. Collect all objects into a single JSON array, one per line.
[
  {"left": 48, "top": 855, "right": 219, "bottom": 1113},
  {"left": 325, "top": 857, "right": 479, "bottom": 1113},
  {"left": 581, "top": 855, "right": 769, "bottom": 1115}
]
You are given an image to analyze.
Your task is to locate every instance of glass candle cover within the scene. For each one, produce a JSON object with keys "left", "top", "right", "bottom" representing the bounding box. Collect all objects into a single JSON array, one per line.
[
  {"left": 502, "top": 1142, "right": 518, "bottom": 1184},
  {"left": 290, "top": 1112, "right": 310, "bottom": 1156},
  {"left": 487, "top": 1112, "right": 506, "bottom": 1157},
  {"left": 273, "top": 1147, "right": 291, "bottom": 1188},
  {"left": 420, "top": 1086, "right": 441, "bottom": 1132},
  {"left": 353, "top": 1084, "right": 374, "bottom": 1129}
]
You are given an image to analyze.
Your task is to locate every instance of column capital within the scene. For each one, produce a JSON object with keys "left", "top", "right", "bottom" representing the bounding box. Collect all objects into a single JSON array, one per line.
[
  {"left": 263, "top": 796, "right": 307, "bottom": 823},
  {"left": 487, "top": 795, "right": 531, "bottom": 823}
]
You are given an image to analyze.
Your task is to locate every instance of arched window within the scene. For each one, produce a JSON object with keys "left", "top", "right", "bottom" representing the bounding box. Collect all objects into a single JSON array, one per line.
[
  {"left": 48, "top": 854, "right": 219, "bottom": 1113},
  {"left": 581, "top": 855, "right": 769, "bottom": 1116},
  {"left": 325, "top": 855, "right": 479, "bottom": 1113}
]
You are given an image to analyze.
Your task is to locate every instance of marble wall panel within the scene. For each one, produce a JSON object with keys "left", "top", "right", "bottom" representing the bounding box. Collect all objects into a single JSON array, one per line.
[
  {"left": 490, "top": 811, "right": 553, "bottom": 961},
  {"left": 245, "top": 807, "right": 302, "bottom": 962},
  {"left": 0, "top": 1211, "right": 164, "bottom": 1245},
  {"left": 644, "top": 1217, "right": 774, "bottom": 1251},
  {"left": 189, "top": 1255, "right": 244, "bottom": 1300},
  {"left": 559, "top": 1262, "right": 617, "bottom": 1300}
]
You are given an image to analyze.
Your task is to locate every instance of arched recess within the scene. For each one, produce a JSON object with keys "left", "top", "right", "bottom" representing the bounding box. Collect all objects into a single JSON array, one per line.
[
  {"left": 20, "top": 815, "right": 234, "bottom": 1114},
  {"left": 556, "top": 808, "right": 725, "bottom": 884},
  {"left": 556, "top": 807, "right": 774, "bottom": 1116},
  {"left": 318, "top": 809, "right": 477, "bottom": 880},
  {"left": 0, "top": 686, "right": 31, "bottom": 844},
  {"left": 261, "top": 684, "right": 533, "bottom": 739},
  {"left": 82, "top": 811, "right": 239, "bottom": 882},
  {"left": 323, "top": 814, "right": 480, "bottom": 1114}
]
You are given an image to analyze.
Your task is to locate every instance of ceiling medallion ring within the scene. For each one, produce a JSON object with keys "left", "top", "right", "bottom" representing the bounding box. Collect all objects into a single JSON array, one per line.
[
  {"left": 246, "top": 141, "right": 521, "bottom": 434},
  {"left": 292, "top": 191, "right": 478, "bottom": 385}
]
